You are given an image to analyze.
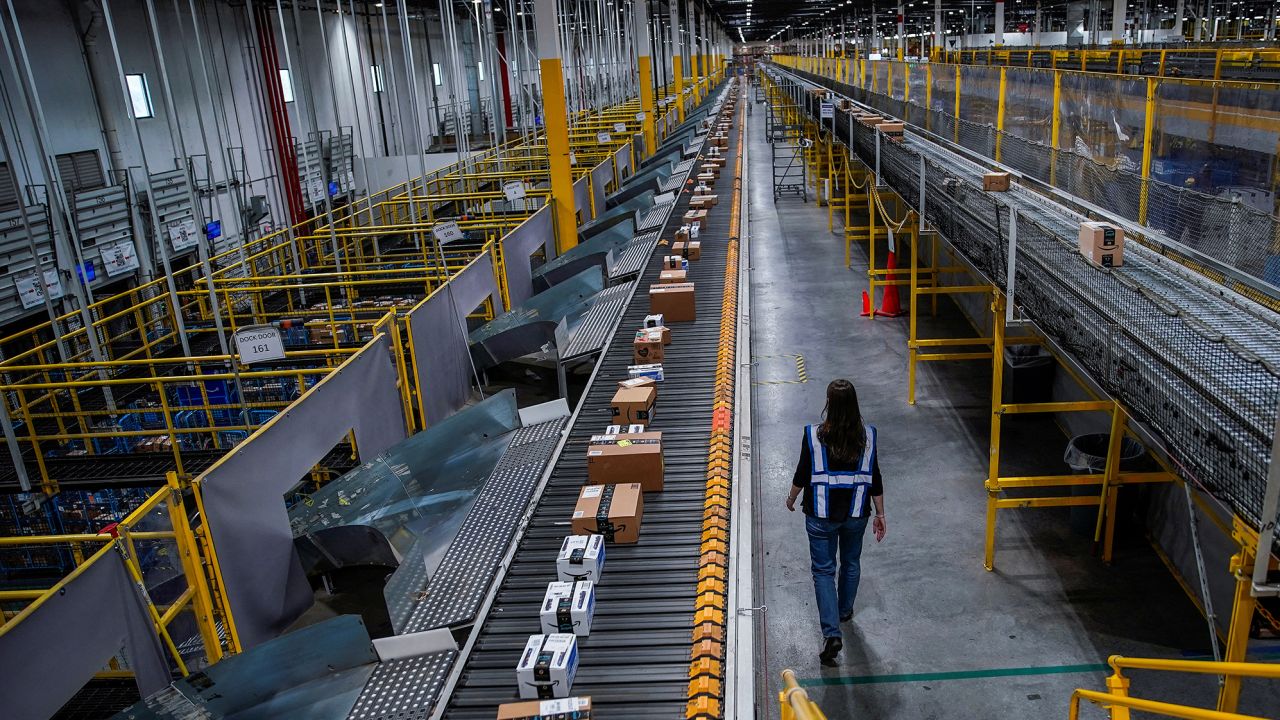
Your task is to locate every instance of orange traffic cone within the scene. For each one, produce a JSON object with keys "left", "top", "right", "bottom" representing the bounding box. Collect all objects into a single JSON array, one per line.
[
  {"left": 860, "top": 290, "right": 873, "bottom": 317},
  {"left": 876, "top": 250, "right": 905, "bottom": 317}
]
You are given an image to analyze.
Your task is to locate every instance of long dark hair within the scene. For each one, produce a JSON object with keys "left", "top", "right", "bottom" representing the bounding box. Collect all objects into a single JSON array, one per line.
[{"left": 818, "top": 379, "right": 865, "bottom": 462}]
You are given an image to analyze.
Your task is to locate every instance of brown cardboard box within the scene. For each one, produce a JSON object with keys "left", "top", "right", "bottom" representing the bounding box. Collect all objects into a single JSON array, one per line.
[
  {"left": 586, "top": 431, "right": 664, "bottom": 491},
  {"left": 673, "top": 241, "right": 701, "bottom": 261},
  {"left": 659, "top": 269, "right": 687, "bottom": 284},
  {"left": 688, "top": 196, "right": 715, "bottom": 210},
  {"left": 700, "top": 163, "right": 720, "bottom": 177},
  {"left": 858, "top": 114, "right": 883, "bottom": 126},
  {"left": 650, "top": 283, "right": 696, "bottom": 322},
  {"left": 706, "top": 156, "right": 727, "bottom": 168},
  {"left": 610, "top": 385, "right": 657, "bottom": 427},
  {"left": 663, "top": 255, "right": 682, "bottom": 270},
  {"left": 877, "top": 122, "right": 904, "bottom": 143},
  {"left": 571, "top": 483, "right": 644, "bottom": 543},
  {"left": 632, "top": 329, "right": 665, "bottom": 364},
  {"left": 617, "top": 376, "right": 656, "bottom": 390},
  {"left": 497, "top": 697, "right": 593, "bottom": 719},
  {"left": 693, "top": 184, "right": 712, "bottom": 196},
  {"left": 683, "top": 209, "right": 707, "bottom": 224},
  {"left": 674, "top": 225, "right": 690, "bottom": 243},
  {"left": 1078, "top": 221, "right": 1125, "bottom": 268},
  {"left": 982, "top": 172, "right": 1011, "bottom": 192},
  {"left": 696, "top": 172, "right": 717, "bottom": 184},
  {"left": 712, "top": 135, "right": 728, "bottom": 148}
]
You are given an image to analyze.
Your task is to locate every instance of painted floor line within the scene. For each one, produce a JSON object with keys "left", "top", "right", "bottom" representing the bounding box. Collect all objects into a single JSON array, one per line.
[{"left": 798, "top": 662, "right": 1112, "bottom": 687}]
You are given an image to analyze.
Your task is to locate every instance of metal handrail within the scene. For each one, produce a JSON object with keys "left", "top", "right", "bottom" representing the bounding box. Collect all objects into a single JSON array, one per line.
[
  {"left": 1067, "top": 654, "right": 1280, "bottom": 719},
  {"left": 1069, "top": 688, "right": 1270, "bottom": 720},
  {"left": 779, "top": 669, "right": 828, "bottom": 720}
]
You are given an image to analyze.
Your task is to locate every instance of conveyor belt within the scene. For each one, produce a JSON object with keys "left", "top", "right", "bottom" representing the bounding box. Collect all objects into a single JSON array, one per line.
[
  {"left": 437, "top": 86, "right": 739, "bottom": 719},
  {"left": 638, "top": 202, "right": 677, "bottom": 231},
  {"left": 770, "top": 64, "right": 1280, "bottom": 538}
]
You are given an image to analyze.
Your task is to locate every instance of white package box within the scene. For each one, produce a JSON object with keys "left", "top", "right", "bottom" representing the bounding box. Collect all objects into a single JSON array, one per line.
[
  {"left": 605, "top": 424, "right": 648, "bottom": 434},
  {"left": 557, "top": 534, "right": 606, "bottom": 583},
  {"left": 643, "top": 313, "right": 665, "bottom": 329},
  {"left": 516, "top": 633, "right": 579, "bottom": 699},
  {"left": 627, "top": 363, "right": 664, "bottom": 382},
  {"left": 539, "top": 580, "right": 596, "bottom": 636}
]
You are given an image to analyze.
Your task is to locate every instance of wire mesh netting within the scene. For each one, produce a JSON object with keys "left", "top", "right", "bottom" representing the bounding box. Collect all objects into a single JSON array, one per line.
[{"left": 773, "top": 65, "right": 1280, "bottom": 546}]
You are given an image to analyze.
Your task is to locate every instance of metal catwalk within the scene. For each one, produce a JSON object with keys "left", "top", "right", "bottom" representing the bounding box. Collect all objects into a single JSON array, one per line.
[{"left": 766, "top": 64, "right": 1280, "bottom": 551}]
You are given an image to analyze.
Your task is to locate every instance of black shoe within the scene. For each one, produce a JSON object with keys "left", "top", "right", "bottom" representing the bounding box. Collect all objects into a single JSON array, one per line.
[
  {"left": 840, "top": 611, "right": 853, "bottom": 623},
  {"left": 819, "top": 636, "right": 842, "bottom": 665}
]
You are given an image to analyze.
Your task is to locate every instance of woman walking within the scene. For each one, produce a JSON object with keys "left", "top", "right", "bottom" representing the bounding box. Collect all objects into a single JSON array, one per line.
[{"left": 786, "top": 379, "right": 886, "bottom": 665}]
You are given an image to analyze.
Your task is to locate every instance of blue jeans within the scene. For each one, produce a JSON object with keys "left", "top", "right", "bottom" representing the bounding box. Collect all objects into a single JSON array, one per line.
[{"left": 805, "top": 514, "right": 869, "bottom": 638}]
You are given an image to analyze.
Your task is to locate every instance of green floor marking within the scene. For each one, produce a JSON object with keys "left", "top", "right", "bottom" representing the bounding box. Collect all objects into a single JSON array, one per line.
[{"left": 798, "top": 662, "right": 1112, "bottom": 687}]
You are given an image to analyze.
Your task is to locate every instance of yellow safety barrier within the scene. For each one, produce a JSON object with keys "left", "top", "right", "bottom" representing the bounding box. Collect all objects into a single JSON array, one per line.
[
  {"left": 1070, "top": 654, "right": 1280, "bottom": 719},
  {"left": 779, "top": 669, "right": 828, "bottom": 720}
]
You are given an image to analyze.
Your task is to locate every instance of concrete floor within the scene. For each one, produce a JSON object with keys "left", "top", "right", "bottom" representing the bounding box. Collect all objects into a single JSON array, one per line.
[{"left": 744, "top": 100, "right": 1280, "bottom": 718}]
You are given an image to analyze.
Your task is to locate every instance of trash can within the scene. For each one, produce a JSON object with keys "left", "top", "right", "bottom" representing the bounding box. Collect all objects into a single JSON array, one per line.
[
  {"left": 1002, "top": 345, "right": 1055, "bottom": 405},
  {"left": 1064, "top": 433, "right": 1148, "bottom": 536}
]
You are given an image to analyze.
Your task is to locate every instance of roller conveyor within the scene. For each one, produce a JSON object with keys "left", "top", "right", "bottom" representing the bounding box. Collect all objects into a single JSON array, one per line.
[{"left": 769, "top": 64, "right": 1280, "bottom": 539}]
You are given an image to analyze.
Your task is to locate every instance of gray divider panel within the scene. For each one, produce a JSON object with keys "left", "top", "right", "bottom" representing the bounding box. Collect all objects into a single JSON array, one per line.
[
  {"left": 614, "top": 142, "right": 633, "bottom": 181},
  {"left": 0, "top": 548, "right": 171, "bottom": 720},
  {"left": 590, "top": 158, "right": 614, "bottom": 218},
  {"left": 573, "top": 174, "right": 591, "bottom": 220},
  {"left": 198, "top": 334, "right": 408, "bottom": 650},
  {"left": 408, "top": 253, "right": 502, "bottom": 426},
  {"left": 501, "top": 205, "right": 555, "bottom": 308}
]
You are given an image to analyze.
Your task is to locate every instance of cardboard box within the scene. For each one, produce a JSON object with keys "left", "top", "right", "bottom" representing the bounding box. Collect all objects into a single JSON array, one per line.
[
  {"left": 649, "top": 283, "right": 696, "bottom": 322},
  {"left": 673, "top": 241, "right": 702, "bottom": 261},
  {"left": 1078, "top": 221, "right": 1125, "bottom": 268},
  {"left": 571, "top": 483, "right": 644, "bottom": 543},
  {"left": 675, "top": 225, "right": 690, "bottom": 243},
  {"left": 663, "top": 256, "right": 683, "bottom": 270},
  {"left": 587, "top": 431, "right": 664, "bottom": 492},
  {"left": 633, "top": 329, "right": 665, "bottom": 364},
  {"left": 659, "top": 269, "right": 687, "bottom": 284},
  {"left": 693, "top": 184, "right": 712, "bottom": 196},
  {"left": 605, "top": 424, "right": 648, "bottom": 434},
  {"left": 706, "top": 156, "right": 727, "bottom": 168},
  {"left": 557, "top": 535, "right": 606, "bottom": 582},
  {"left": 540, "top": 581, "right": 595, "bottom": 636},
  {"left": 858, "top": 114, "right": 883, "bottom": 126},
  {"left": 516, "top": 634, "right": 579, "bottom": 699},
  {"left": 699, "top": 163, "right": 720, "bottom": 177},
  {"left": 682, "top": 210, "right": 707, "bottom": 224},
  {"left": 689, "top": 196, "right": 716, "bottom": 211},
  {"left": 689, "top": 222, "right": 702, "bottom": 239},
  {"left": 696, "top": 172, "right": 717, "bottom": 184},
  {"left": 617, "top": 375, "right": 657, "bottom": 390},
  {"left": 983, "top": 172, "right": 1011, "bottom": 192},
  {"left": 610, "top": 385, "right": 656, "bottom": 426},
  {"left": 627, "top": 363, "right": 664, "bottom": 382},
  {"left": 876, "top": 122, "right": 904, "bottom": 143},
  {"left": 497, "top": 697, "right": 593, "bottom": 720}
]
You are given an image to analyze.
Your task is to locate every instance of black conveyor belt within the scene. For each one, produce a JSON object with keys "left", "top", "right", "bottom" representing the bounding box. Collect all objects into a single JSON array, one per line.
[{"left": 441, "top": 86, "right": 739, "bottom": 719}]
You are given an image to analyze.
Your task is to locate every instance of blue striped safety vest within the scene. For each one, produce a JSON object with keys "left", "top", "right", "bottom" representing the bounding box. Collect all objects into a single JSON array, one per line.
[{"left": 806, "top": 423, "right": 877, "bottom": 519}]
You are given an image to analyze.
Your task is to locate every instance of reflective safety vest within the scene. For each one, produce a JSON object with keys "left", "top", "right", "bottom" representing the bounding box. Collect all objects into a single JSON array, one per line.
[{"left": 806, "top": 423, "right": 877, "bottom": 519}]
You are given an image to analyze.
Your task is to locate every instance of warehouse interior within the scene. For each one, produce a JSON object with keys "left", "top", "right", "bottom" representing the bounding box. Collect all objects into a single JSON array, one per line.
[{"left": 0, "top": 0, "right": 1277, "bottom": 718}]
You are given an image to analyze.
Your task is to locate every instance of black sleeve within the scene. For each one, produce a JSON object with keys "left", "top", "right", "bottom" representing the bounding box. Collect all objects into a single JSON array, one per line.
[
  {"left": 792, "top": 430, "right": 811, "bottom": 489},
  {"left": 870, "top": 454, "right": 883, "bottom": 497}
]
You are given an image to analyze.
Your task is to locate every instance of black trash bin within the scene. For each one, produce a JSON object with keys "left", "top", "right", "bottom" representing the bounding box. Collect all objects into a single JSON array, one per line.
[
  {"left": 1063, "top": 433, "right": 1148, "bottom": 536},
  {"left": 1003, "top": 345, "right": 1055, "bottom": 405}
]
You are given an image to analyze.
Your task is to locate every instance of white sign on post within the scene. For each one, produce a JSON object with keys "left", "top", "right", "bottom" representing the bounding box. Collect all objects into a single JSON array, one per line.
[
  {"left": 635, "top": 111, "right": 646, "bottom": 122},
  {"left": 820, "top": 102, "right": 834, "bottom": 120},
  {"left": 596, "top": 132, "right": 612, "bottom": 144},
  {"left": 570, "top": 151, "right": 578, "bottom": 165},
  {"left": 613, "top": 122, "right": 627, "bottom": 133},
  {"left": 102, "top": 241, "right": 140, "bottom": 277},
  {"left": 15, "top": 269, "right": 61, "bottom": 310},
  {"left": 433, "top": 220, "right": 464, "bottom": 244},
  {"left": 168, "top": 218, "right": 199, "bottom": 252},
  {"left": 503, "top": 180, "right": 528, "bottom": 202},
  {"left": 234, "top": 324, "right": 286, "bottom": 365}
]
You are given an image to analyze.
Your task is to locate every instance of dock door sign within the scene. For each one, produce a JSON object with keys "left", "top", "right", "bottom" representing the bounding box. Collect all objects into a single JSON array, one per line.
[
  {"left": 820, "top": 101, "right": 834, "bottom": 120},
  {"left": 503, "top": 180, "right": 527, "bottom": 202},
  {"left": 432, "top": 220, "right": 464, "bottom": 244},
  {"left": 235, "top": 325, "right": 285, "bottom": 364}
]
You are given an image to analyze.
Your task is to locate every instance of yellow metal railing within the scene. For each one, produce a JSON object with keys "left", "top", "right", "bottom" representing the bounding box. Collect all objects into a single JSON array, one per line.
[
  {"left": 0, "top": 476, "right": 224, "bottom": 672},
  {"left": 779, "top": 669, "right": 827, "bottom": 720},
  {"left": 1070, "top": 655, "right": 1280, "bottom": 719}
]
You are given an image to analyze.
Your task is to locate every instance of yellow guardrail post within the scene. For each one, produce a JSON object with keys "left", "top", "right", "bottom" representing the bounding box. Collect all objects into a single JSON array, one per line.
[
  {"left": 1138, "top": 76, "right": 1157, "bottom": 225},
  {"left": 994, "top": 67, "right": 1007, "bottom": 162},
  {"left": 779, "top": 669, "right": 827, "bottom": 720},
  {"left": 165, "top": 472, "right": 225, "bottom": 664}
]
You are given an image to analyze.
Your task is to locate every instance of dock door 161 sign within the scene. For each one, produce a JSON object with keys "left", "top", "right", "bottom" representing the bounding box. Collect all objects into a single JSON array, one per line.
[{"left": 234, "top": 324, "right": 286, "bottom": 364}]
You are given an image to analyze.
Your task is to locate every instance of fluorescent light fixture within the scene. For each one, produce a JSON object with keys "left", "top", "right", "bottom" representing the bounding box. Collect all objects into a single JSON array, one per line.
[{"left": 433, "top": 63, "right": 443, "bottom": 86}]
